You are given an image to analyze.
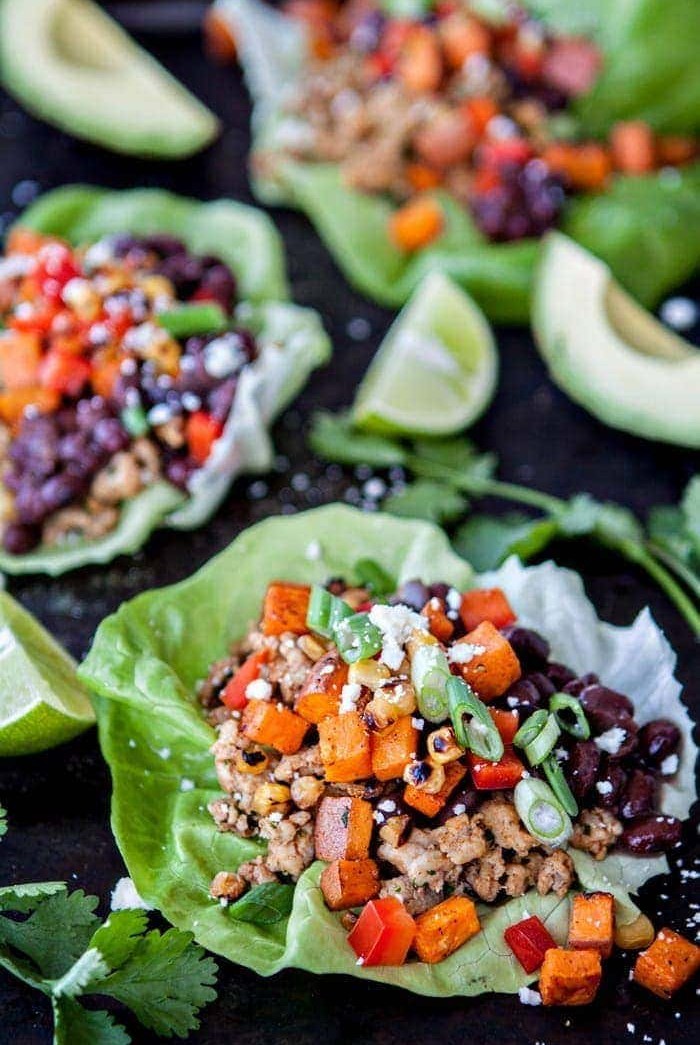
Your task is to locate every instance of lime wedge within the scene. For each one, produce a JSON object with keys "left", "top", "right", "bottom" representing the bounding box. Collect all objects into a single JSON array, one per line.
[
  {"left": 352, "top": 272, "right": 498, "bottom": 436},
  {"left": 0, "top": 591, "right": 95, "bottom": 756}
]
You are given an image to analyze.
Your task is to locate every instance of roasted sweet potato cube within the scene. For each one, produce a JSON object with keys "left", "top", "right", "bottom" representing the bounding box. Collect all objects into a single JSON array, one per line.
[
  {"left": 295, "top": 651, "right": 348, "bottom": 723},
  {"left": 320, "top": 858, "right": 380, "bottom": 911},
  {"left": 568, "top": 892, "right": 615, "bottom": 958},
  {"left": 539, "top": 948, "right": 602, "bottom": 1006},
  {"left": 403, "top": 761, "right": 466, "bottom": 818},
  {"left": 413, "top": 896, "right": 481, "bottom": 963},
  {"left": 314, "top": 795, "right": 374, "bottom": 861},
  {"left": 371, "top": 716, "right": 419, "bottom": 781},
  {"left": 261, "top": 582, "right": 310, "bottom": 636},
  {"left": 421, "top": 598, "right": 454, "bottom": 642},
  {"left": 459, "top": 587, "right": 515, "bottom": 632},
  {"left": 318, "top": 711, "right": 372, "bottom": 782},
  {"left": 454, "top": 621, "right": 521, "bottom": 701},
  {"left": 241, "top": 701, "right": 309, "bottom": 755},
  {"left": 633, "top": 928, "right": 700, "bottom": 999}
]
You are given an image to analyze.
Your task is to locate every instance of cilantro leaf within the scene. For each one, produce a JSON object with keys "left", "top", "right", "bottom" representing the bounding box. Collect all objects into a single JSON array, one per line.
[
  {"left": 554, "top": 494, "right": 643, "bottom": 544},
  {"left": 0, "top": 881, "right": 66, "bottom": 914},
  {"left": 453, "top": 513, "right": 558, "bottom": 570},
  {"left": 411, "top": 437, "right": 497, "bottom": 480},
  {"left": 0, "top": 889, "right": 100, "bottom": 978},
  {"left": 89, "top": 909, "right": 150, "bottom": 972},
  {"left": 97, "top": 928, "right": 217, "bottom": 1038},
  {"left": 228, "top": 882, "right": 295, "bottom": 925},
  {"left": 0, "top": 803, "right": 6, "bottom": 838},
  {"left": 308, "top": 411, "right": 406, "bottom": 468},
  {"left": 384, "top": 480, "right": 468, "bottom": 525},
  {"left": 53, "top": 997, "right": 130, "bottom": 1045}
]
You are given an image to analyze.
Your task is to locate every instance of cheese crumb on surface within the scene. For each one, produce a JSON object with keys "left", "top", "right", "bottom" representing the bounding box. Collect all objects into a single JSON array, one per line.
[
  {"left": 339, "top": 683, "right": 362, "bottom": 713},
  {"left": 368, "top": 604, "right": 426, "bottom": 671},
  {"left": 518, "top": 987, "right": 542, "bottom": 1006},
  {"left": 446, "top": 588, "right": 462, "bottom": 612},
  {"left": 660, "top": 753, "right": 679, "bottom": 776},
  {"left": 594, "top": 726, "right": 627, "bottom": 754},
  {"left": 111, "top": 877, "right": 153, "bottom": 912},
  {"left": 246, "top": 678, "right": 273, "bottom": 701},
  {"left": 596, "top": 780, "right": 614, "bottom": 796},
  {"left": 448, "top": 642, "right": 486, "bottom": 665}
]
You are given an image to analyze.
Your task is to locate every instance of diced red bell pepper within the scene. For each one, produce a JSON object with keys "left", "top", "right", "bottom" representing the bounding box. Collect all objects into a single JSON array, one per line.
[
  {"left": 489, "top": 707, "right": 519, "bottom": 744},
  {"left": 8, "top": 298, "right": 60, "bottom": 335},
  {"left": 348, "top": 897, "right": 416, "bottom": 967},
  {"left": 459, "top": 587, "right": 516, "bottom": 632},
  {"left": 35, "top": 243, "right": 80, "bottom": 303},
  {"left": 221, "top": 650, "right": 268, "bottom": 711},
  {"left": 479, "top": 138, "right": 534, "bottom": 169},
  {"left": 39, "top": 349, "right": 91, "bottom": 397},
  {"left": 186, "top": 411, "right": 224, "bottom": 466},
  {"left": 504, "top": 915, "right": 557, "bottom": 973},
  {"left": 468, "top": 745, "right": 524, "bottom": 790}
]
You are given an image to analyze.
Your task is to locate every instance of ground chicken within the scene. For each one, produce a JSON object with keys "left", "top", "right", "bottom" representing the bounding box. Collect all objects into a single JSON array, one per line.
[
  {"left": 464, "top": 849, "right": 507, "bottom": 903},
  {"left": 199, "top": 655, "right": 239, "bottom": 708},
  {"left": 570, "top": 807, "right": 623, "bottom": 861},
  {"left": 379, "top": 876, "right": 442, "bottom": 917},
  {"left": 273, "top": 745, "right": 324, "bottom": 782},
  {"left": 261, "top": 811, "right": 315, "bottom": 881},
  {"left": 479, "top": 797, "right": 538, "bottom": 857},
  {"left": 211, "top": 717, "right": 279, "bottom": 796},
  {"left": 208, "top": 798, "right": 257, "bottom": 838},
  {"left": 209, "top": 871, "right": 246, "bottom": 902},
  {"left": 290, "top": 776, "right": 324, "bottom": 809},
  {"left": 502, "top": 862, "right": 537, "bottom": 897},
  {"left": 377, "top": 827, "right": 454, "bottom": 889},
  {"left": 436, "top": 814, "right": 488, "bottom": 865},
  {"left": 238, "top": 856, "right": 277, "bottom": 886},
  {"left": 536, "top": 850, "right": 575, "bottom": 897}
]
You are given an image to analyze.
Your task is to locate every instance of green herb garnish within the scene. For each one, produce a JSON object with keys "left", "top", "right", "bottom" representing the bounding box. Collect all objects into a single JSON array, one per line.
[{"left": 228, "top": 883, "right": 295, "bottom": 925}]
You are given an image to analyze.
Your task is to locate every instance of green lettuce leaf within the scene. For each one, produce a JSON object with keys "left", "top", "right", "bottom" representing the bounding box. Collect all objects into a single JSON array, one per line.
[
  {"left": 79, "top": 506, "right": 697, "bottom": 995},
  {"left": 221, "top": 0, "right": 700, "bottom": 318},
  {"left": 1, "top": 187, "right": 330, "bottom": 574}
]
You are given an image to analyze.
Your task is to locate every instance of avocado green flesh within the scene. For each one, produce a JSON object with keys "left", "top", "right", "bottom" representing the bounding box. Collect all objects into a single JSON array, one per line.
[
  {"left": 0, "top": 0, "right": 219, "bottom": 158},
  {"left": 533, "top": 232, "right": 700, "bottom": 448}
]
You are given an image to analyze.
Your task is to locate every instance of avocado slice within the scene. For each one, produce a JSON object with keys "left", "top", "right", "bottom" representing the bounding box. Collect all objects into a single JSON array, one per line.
[
  {"left": 0, "top": 0, "right": 219, "bottom": 158},
  {"left": 532, "top": 232, "right": 700, "bottom": 448}
]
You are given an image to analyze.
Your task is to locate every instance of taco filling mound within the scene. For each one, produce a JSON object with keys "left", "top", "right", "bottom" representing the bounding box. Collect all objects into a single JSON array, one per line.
[{"left": 200, "top": 571, "right": 696, "bottom": 995}]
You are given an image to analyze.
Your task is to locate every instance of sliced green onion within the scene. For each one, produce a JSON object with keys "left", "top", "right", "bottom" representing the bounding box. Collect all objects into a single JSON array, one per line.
[
  {"left": 354, "top": 558, "right": 395, "bottom": 597},
  {"left": 542, "top": 754, "right": 578, "bottom": 817},
  {"left": 335, "top": 612, "right": 383, "bottom": 664},
  {"left": 157, "top": 302, "right": 227, "bottom": 338},
  {"left": 306, "top": 584, "right": 353, "bottom": 639},
  {"left": 446, "top": 676, "right": 503, "bottom": 762},
  {"left": 514, "top": 778, "right": 572, "bottom": 849},
  {"left": 120, "top": 403, "right": 149, "bottom": 437},
  {"left": 513, "top": 709, "right": 548, "bottom": 750},
  {"left": 524, "top": 712, "right": 560, "bottom": 766},
  {"left": 410, "top": 643, "right": 451, "bottom": 723},
  {"left": 550, "top": 692, "right": 590, "bottom": 740}
]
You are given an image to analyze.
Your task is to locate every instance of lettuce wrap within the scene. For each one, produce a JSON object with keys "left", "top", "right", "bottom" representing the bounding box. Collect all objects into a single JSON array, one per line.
[
  {"left": 219, "top": 0, "right": 700, "bottom": 321},
  {"left": 79, "top": 505, "right": 698, "bottom": 996},
  {"left": 0, "top": 187, "right": 330, "bottom": 575}
]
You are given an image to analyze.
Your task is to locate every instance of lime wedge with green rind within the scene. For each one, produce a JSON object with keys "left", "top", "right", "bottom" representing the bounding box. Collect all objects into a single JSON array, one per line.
[
  {"left": 0, "top": 591, "right": 95, "bottom": 757},
  {"left": 352, "top": 272, "right": 498, "bottom": 436}
]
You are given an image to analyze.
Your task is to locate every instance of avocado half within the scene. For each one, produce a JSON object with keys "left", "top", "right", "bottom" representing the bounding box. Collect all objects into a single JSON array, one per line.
[
  {"left": 0, "top": 0, "right": 219, "bottom": 158},
  {"left": 532, "top": 232, "right": 700, "bottom": 448}
]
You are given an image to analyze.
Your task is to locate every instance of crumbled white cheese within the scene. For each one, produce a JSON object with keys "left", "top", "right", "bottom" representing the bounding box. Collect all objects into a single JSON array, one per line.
[
  {"left": 368, "top": 603, "right": 426, "bottom": 671},
  {"left": 203, "top": 333, "right": 245, "bottom": 379},
  {"left": 305, "top": 539, "right": 322, "bottom": 561},
  {"left": 378, "top": 799, "right": 397, "bottom": 813},
  {"left": 0, "top": 253, "right": 36, "bottom": 279},
  {"left": 339, "top": 683, "right": 362, "bottom": 714},
  {"left": 411, "top": 717, "right": 425, "bottom": 730},
  {"left": 448, "top": 642, "right": 486, "bottom": 665},
  {"left": 518, "top": 987, "right": 542, "bottom": 1006},
  {"left": 245, "top": 678, "right": 272, "bottom": 701},
  {"left": 268, "top": 812, "right": 284, "bottom": 824},
  {"left": 660, "top": 754, "right": 679, "bottom": 776},
  {"left": 181, "top": 391, "right": 202, "bottom": 413},
  {"left": 148, "top": 403, "right": 173, "bottom": 426},
  {"left": 452, "top": 803, "right": 466, "bottom": 816},
  {"left": 594, "top": 726, "right": 627, "bottom": 755},
  {"left": 83, "top": 237, "right": 116, "bottom": 271},
  {"left": 180, "top": 778, "right": 196, "bottom": 792},
  {"left": 554, "top": 746, "right": 569, "bottom": 762},
  {"left": 61, "top": 277, "right": 93, "bottom": 309},
  {"left": 660, "top": 296, "right": 698, "bottom": 331},
  {"left": 446, "top": 588, "right": 462, "bottom": 612},
  {"left": 596, "top": 780, "right": 614, "bottom": 796},
  {"left": 110, "top": 877, "right": 153, "bottom": 912}
]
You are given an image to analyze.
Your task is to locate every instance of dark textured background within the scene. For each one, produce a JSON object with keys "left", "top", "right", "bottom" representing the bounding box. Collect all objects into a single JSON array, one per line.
[{"left": 0, "top": 5, "right": 698, "bottom": 1043}]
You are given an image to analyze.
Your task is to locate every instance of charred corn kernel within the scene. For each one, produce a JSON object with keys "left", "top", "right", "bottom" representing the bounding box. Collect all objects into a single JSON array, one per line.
[
  {"left": 252, "top": 782, "right": 291, "bottom": 817},
  {"left": 235, "top": 748, "right": 270, "bottom": 775},
  {"left": 61, "top": 278, "right": 101, "bottom": 321},
  {"left": 427, "top": 725, "right": 464, "bottom": 764},
  {"left": 342, "top": 586, "right": 371, "bottom": 610},
  {"left": 290, "top": 775, "right": 324, "bottom": 809},
  {"left": 140, "top": 274, "right": 175, "bottom": 302},
  {"left": 406, "top": 628, "right": 438, "bottom": 658},
  {"left": 363, "top": 695, "right": 400, "bottom": 733},
  {"left": 95, "top": 270, "right": 130, "bottom": 295},
  {"left": 140, "top": 332, "right": 181, "bottom": 376},
  {"left": 348, "top": 659, "right": 391, "bottom": 690},
  {"left": 376, "top": 677, "right": 417, "bottom": 716},
  {"left": 615, "top": 913, "right": 655, "bottom": 951},
  {"left": 298, "top": 634, "right": 328, "bottom": 661},
  {"left": 378, "top": 814, "right": 411, "bottom": 848},
  {"left": 403, "top": 758, "right": 445, "bottom": 794},
  {"left": 0, "top": 486, "right": 16, "bottom": 524}
]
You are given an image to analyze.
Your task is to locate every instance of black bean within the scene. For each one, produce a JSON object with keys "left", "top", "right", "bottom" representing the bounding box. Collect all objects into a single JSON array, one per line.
[
  {"left": 546, "top": 661, "right": 577, "bottom": 688},
  {"left": 2, "top": 522, "right": 40, "bottom": 554},
  {"left": 208, "top": 378, "right": 238, "bottom": 423},
  {"left": 502, "top": 677, "right": 543, "bottom": 714},
  {"left": 93, "top": 418, "right": 130, "bottom": 455},
  {"left": 563, "top": 672, "right": 600, "bottom": 697},
  {"left": 579, "top": 684, "right": 635, "bottom": 732},
  {"left": 568, "top": 740, "right": 601, "bottom": 799},
  {"left": 638, "top": 720, "right": 681, "bottom": 768},
  {"left": 40, "top": 473, "right": 86, "bottom": 514},
  {"left": 164, "top": 455, "right": 197, "bottom": 489},
  {"left": 428, "top": 583, "right": 450, "bottom": 602},
  {"left": 594, "top": 760, "right": 627, "bottom": 812},
  {"left": 620, "top": 815, "right": 682, "bottom": 854},
  {"left": 500, "top": 625, "right": 550, "bottom": 667},
  {"left": 435, "top": 785, "right": 482, "bottom": 824},
  {"left": 620, "top": 770, "right": 657, "bottom": 821},
  {"left": 527, "top": 671, "right": 556, "bottom": 698},
  {"left": 394, "top": 580, "right": 430, "bottom": 612},
  {"left": 199, "top": 263, "right": 237, "bottom": 313}
]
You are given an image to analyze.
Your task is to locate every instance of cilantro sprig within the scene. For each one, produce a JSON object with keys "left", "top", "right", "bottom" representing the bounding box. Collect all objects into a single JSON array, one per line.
[
  {"left": 0, "top": 883, "right": 217, "bottom": 1044},
  {"left": 309, "top": 412, "right": 700, "bottom": 635},
  {"left": 0, "top": 803, "right": 6, "bottom": 838}
]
